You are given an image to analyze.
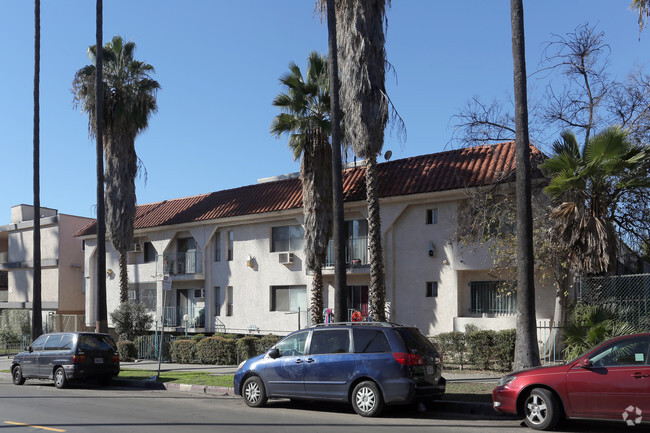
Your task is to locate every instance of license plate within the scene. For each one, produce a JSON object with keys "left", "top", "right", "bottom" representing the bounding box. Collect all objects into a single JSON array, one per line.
[
  {"left": 95, "top": 358, "right": 104, "bottom": 364},
  {"left": 425, "top": 365, "right": 434, "bottom": 375}
]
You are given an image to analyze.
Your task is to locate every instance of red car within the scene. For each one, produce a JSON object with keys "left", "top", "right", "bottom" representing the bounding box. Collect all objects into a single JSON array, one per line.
[{"left": 493, "top": 333, "right": 650, "bottom": 430}]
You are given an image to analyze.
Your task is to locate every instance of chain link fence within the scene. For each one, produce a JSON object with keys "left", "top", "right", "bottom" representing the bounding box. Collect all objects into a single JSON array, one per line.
[{"left": 578, "top": 273, "right": 650, "bottom": 329}]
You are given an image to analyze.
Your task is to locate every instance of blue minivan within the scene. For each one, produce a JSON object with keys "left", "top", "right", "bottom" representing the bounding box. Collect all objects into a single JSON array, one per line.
[{"left": 234, "top": 322, "right": 445, "bottom": 416}]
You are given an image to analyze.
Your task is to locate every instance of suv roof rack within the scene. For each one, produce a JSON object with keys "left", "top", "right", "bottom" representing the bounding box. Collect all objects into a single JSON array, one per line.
[{"left": 311, "top": 321, "right": 404, "bottom": 328}]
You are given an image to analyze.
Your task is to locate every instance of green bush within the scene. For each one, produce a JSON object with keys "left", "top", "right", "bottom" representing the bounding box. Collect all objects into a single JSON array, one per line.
[
  {"left": 255, "top": 334, "right": 282, "bottom": 355},
  {"left": 493, "top": 329, "right": 516, "bottom": 371},
  {"left": 109, "top": 301, "right": 154, "bottom": 341},
  {"left": 192, "top": 334, "right": 206, "bottom": 342},
  {"left": 236, "top": 336, "right": 258, "bottom": 362},
  {"left": 117, "top": 340, "right": 138, "bottom": 362},
  {"left": 196, "top": 336, "right": 237, "bottom": 365},
  {"left": 0, "top": 328, "right": 19, "bottom": 345},
  {"left": 466, "top": 329, "right": 496, "bottom": 370},
  {"left": 432, "top": 331, "right": 467, "bottom": 369},
  {"left": 171, "top": 339, "right": 197, "bottom": 363}
]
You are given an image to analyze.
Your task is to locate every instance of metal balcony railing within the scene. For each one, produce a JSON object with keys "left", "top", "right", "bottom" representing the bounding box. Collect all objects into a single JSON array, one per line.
[
  {"left": 157, "top": 251, "right": 203, "bottom": 276},
  {"left": 325, "top": 237, "right": 368, "bottom": 267},
  {"left": 160, "top": 306, "right": 206, "bottom": 328}
]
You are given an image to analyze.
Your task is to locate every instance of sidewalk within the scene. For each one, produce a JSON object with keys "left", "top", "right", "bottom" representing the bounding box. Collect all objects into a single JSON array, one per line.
[{"left": 0, "top": 355, "right": 501, "bottom": 416}]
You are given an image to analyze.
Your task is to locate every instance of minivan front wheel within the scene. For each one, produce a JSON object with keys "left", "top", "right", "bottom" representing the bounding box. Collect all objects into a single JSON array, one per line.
[
  {"left": 12, "top": 366, "right": 25, "bottom": 385},
  {"left": 352, "top": 381, "right": 384, "bottom": 417},
  {"left": 54, "top": 367, "right": 68, "bottom": 389},
  {"left": 243, "top": 376, "right": 267, "bottom": 407}
]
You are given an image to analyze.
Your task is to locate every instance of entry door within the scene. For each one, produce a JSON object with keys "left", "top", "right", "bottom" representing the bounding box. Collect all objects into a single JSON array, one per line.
[
  {"left": 303, "top": 329, "right": 355, "bottom": 400},
  {"left": 263, "top": 331, "right": 309, "bottom": 398},
  {"left": 22, "top": 334, "right": 47, "bottom": 377},
  {"left": 566, "top": 336, "right": 650, "bottom": 419}
]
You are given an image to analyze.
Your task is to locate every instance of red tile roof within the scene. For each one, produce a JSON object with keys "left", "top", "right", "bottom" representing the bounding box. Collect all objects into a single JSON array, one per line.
[{"left": 74, "top": 142, "right": 544, "bottom": 237}]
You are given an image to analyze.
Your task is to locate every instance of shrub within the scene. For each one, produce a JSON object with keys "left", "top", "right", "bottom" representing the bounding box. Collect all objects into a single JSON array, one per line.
[
  {"left": 117, "top": 340, "right": 138, "bottom": 362},
  {"left": 109, "top": 301, "right": 154, "bottom": 341},
  {"left": 192, "top": 334, "right": 206, "bottom": 342},
  {"left": 236, "top": 336, "right": 258, "bottom": 363},
  {"left": 255, "top": 334, "right": 282, "bottom": 355},
  {"left": 0, "top": 328, "right": 19, "bottom": 345},
  {"left": 432, "top": 331, "right": 467, "bottom": 369},
  {"left": 466, "top": 329, "right": 496, "bottom": 370},
  {"left": 196, "top": 336, "right": 237, "bottom": 365},
  {"left": 493, "top": 329, "right": 516, "bottom": 371},
  {"left": 171, "top": 339, "right": 197, "bottom": 363}
]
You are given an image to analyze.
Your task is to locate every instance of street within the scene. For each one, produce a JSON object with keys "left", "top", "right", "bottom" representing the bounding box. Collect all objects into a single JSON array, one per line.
[{"left": 0, "top": 381, "right": 643, "bottom": 433}]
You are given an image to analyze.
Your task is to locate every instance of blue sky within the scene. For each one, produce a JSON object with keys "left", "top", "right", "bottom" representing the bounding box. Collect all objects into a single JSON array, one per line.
[{"left": 1, "top": 1, "right": 648, "bottom": 219}]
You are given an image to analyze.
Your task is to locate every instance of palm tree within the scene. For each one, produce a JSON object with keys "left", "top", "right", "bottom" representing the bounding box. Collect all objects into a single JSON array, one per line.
[
  {"left": 510, "top": 0, "right": 540, "bottom": 370},
  {"left": 73, "top": 35, "right": 160, "bottom": 305},
  {"left": 540, "top": 127, "right": 650, "bottom": 275},
  {"left": 632, "top": 0, "right": 650, "bottom": 37},
  {"left": 336, "top": 0, "right": 390, "bottom": 322},
  {"left": 271, "top": 52, "right": 334, "bottom": 324},
  {"left": 31, "top": 0, "right": 42, "bottom": 340}
]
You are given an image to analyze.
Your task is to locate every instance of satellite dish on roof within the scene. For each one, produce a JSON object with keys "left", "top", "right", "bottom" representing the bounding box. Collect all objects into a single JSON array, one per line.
[{"left": 384, "top": 150, "right": 392, "bottom": 161}]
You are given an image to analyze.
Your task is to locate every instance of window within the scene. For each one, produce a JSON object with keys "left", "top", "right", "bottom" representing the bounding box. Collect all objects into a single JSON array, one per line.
[
  {"left": 590, "top": 337, "right": 650, "bottom": 367},
  {"left": 31, "top": 335, "right": 47, "bottom": 351},
  {"left": 426, "top": 281, "right": 438, "bottom": 297},
  {"left": 227, "top": 231, "right": 234, "bottom": 261},
  {"left": 128, "top": 283, "right": 157, "bottom": 311},
  {"left": 310, "top": 330, "right": 350, "bottom": 354},
  {"left": 215, "top": 286, "right": 221, "bottom": 316},
  {"left": 271, "top": 225, "right": 305, "bottom": 252},
  {"left": 353, "top": 329, "right": 391, "bottom": 353},
  {"left": 426, "top": 208, "right": 438, "bottom": 225},
  {"left": 271, "top": 285, "right": 307, "bottom": 312},
  {"left": 470, "top": 280, "right": 517, "bottom": 314},
  {"left": 226, "top": 286, "right": 233, "bottom": 316},
  {"left": 45, "top": 335, "right": 62, "bottom": 351},
  {"left": 60, "top": 334, "right": 74, "bottom": 350},
  {"left": 275, "top": 331, "right": 308, "bottom": 357},
  {"left": 214, "top": 232, "right": 221, "bottom": 262},
  {"left": 144, "top": 242, "right": 156, "bottom": 263}
]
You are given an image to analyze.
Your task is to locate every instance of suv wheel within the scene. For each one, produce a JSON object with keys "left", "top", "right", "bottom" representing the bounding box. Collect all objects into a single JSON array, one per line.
[
  {"left": 243, "top": 376, "right": 267, "bottom": 407},
  {"left": 352, "top": 381, "right": 384, "bottom": 417},
  {"left": 54, "top": 367, "right": 68, "bottom": 389},
  {"left": 12, "top": 366, "right": 25, "bottom": 385}
]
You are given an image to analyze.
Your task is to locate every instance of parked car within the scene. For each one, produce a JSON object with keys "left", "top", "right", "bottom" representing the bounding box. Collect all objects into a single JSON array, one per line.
[
  {"left": 11, "top": 332, "right": 120, "bottom": 389},
  {"left": 493, "top": 333, "right": 650, "bottom": 430},
  {"left": 234, "top": 322, "right": 445, "bottom": 417}
]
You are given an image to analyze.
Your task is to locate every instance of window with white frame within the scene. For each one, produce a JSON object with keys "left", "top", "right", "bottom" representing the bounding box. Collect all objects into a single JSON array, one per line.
[
  {"left": 271, "top": 285, "right": 307, "bottom": 312},
  {"left": 271, "top": 225, "right": 305, "bottom": 252},
  {"left": 214, "top": 232, "right": 221, "bottom": 262},
  {"left": 426, "top": 281, "right": 438, "bottom": 297},
  {"left": 426, "top": 208, "right": 438, "bottom": 225},
  {"left": 227, "top": 231, "right": 234, "bottom": 261},
  {"left": 215, "top": 286, "right": 221, "bottom": 316},
  {"left": 226, "top": 286, "right": 233, "bottom": 316}
]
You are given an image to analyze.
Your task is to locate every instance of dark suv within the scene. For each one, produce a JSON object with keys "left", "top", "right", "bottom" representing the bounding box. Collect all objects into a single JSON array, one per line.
[
  {"left": 234, "top": 322, "right": 445, "bottom": 416},
  {"left": 11, "top": 332, "right": 120, "bottom": 389}
]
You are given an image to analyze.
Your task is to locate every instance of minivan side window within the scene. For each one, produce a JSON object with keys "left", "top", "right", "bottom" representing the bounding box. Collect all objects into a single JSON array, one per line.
[
  {"left": 60, "top": 334, "right": 74, "bottom": 350},
  {"left": 31, "top": 335, "right": 47, "bottom": 351},
  {"left": 310, "top": 330, "right": 350, "bottom": 355},
  {"left": 44, "top": 335, "right": 63, "bottom": 351},
  {"left": 353, "top": 329, "right": 391, "bottom": 353},
  {"left": 275, "top": 331, "right": 308, "bottom": 357}
]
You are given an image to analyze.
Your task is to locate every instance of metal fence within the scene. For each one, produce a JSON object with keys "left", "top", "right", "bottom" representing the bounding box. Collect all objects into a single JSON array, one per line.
[
  {"left": 578, "top": 273, "right": 650, "bottom": 329},
  {"left": 537, "top": 320, "right": 564, "bottom": 366}
]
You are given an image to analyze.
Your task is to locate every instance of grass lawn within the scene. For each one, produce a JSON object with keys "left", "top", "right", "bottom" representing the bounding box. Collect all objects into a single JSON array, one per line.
[
  {"left": 442, "top": 381, "right": 494, "bottom": 404},
  {"left": 118, "top": 370, "right": 234, "bottom": 388}
]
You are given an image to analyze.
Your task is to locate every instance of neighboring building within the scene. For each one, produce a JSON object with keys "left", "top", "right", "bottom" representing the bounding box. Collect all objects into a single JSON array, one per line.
[
  {"left": 75, "top": 142, "right": 556, "bottom": 336},
  {"left": 0, "top": 205, "right": 94, "bottom": 324}
]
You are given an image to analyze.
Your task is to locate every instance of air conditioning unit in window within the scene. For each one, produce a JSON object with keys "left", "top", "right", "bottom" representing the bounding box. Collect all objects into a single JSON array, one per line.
[
  {"left": 278, "top": 252, "right": 294, "bottom": 265},
  {"left": 129, "top": 241, "right": 143, "bottom": 253}
]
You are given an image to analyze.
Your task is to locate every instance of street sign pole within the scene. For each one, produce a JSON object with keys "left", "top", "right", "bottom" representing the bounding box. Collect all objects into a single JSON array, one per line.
[{"left": 157, "top": 276, "right": 171, "bottom": 379}]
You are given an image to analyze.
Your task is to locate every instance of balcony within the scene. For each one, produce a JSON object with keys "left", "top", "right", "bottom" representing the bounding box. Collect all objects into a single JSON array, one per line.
[
  {"left": 469, "top": 281, "right": 517, "bottom": 315},
  {"left": 156, "top": 251, "right": 203, "bottom": 277},
  {"left": 161, "top": 306, "right": 205, "bottom": 328},
  {"left": 325, "top": 237, "right": 368, "bottom": 268}
]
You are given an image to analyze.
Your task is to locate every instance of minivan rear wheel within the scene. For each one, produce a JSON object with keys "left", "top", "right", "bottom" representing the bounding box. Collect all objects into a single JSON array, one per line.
[
  {"left": 352, "top": 381, "right": 384, "bottom": 417},
  {"left": 54, "top": 367, "right": 68, "bottom": 389},
  {"left": 12, "top": 366, "right": 25, "bottom": 385}
]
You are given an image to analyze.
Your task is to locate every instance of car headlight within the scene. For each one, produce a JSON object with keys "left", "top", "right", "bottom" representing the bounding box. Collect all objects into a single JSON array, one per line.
[
  {"left": 497, "top": 375, "right": 517, "bottom": 387},
  {"left": 237, "top": 360, "right": 246, "bottom": 370}
]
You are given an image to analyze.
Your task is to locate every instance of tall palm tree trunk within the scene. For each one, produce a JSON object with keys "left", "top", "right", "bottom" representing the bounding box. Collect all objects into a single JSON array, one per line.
[
  {"left": 366, "top": 155, "right": 386, "bottom": 321},
  {"left": 311, "top": 265, "right": 324, "bottom": 324},
  {"left": 119, "top": 251, "right": 128, "bottom": 303},
  {"left": 31, "top": 0, "right": 42, "bottom": 340},
  {"left": 327, "top": 0, "right": 348, "bottom": 323},
  {"left": 95, "top": 0, "right": 108, "bottom": 333},
  {"left": 511, "top": 0, "right": 539, "bottom": 370}
]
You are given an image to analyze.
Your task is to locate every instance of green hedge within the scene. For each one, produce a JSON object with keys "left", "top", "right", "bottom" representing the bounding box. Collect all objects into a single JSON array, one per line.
[
  {"left": 255, "top": 334, "right": 282, "bottom": 355},
  {"left": 432, "top": 328, "right": 516, "bottom": 371},
  {"left": 236, "top": 336, "right": 258, "bottom": 362},
  {"left": 171, "top": 339, "right": 197, "bottom": 363},
  {"left": 117, "top": 340, "right": 138, "bottom": 362},
  {"left": 196, "top": 336, "right": 237, "bottom": 365}
]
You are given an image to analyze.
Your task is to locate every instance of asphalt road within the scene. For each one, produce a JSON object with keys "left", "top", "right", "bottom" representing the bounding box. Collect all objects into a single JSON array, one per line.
[{"left": 0, "top": 381, "right": 643, "bottom": 433}]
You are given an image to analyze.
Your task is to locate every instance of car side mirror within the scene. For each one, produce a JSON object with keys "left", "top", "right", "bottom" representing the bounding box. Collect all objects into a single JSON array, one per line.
[
  {"left": 268, "top": 348, "right": 280, "bottom": 359},
  {"left": 580, "top": 358, "right": 592, "bottom": 368},
  {"left": 28, "top": 346, "right": 33, "bottom": 353}
]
